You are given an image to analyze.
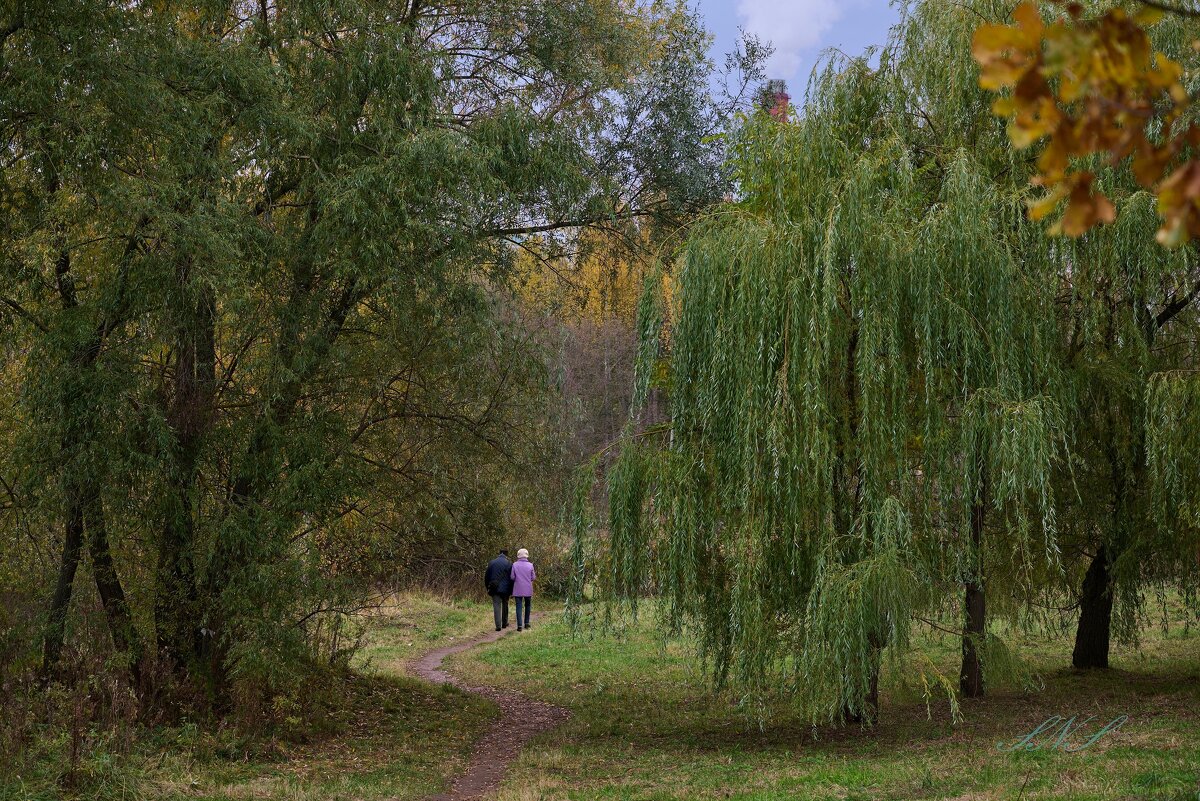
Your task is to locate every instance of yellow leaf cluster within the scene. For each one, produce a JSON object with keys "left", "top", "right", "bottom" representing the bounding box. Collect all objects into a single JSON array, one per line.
[{"left": 973, "top": 1, "right": 1199, "bottom": 244}]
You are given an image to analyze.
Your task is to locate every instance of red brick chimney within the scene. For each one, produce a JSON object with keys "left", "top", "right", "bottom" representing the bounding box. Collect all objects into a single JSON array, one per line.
[{"left": 759, "top": 79, "right": 790, "bottom": 122}]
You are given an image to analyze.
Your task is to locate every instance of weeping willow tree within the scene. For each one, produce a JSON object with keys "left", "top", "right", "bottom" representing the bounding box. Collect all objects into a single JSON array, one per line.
[
  {"left": 1097, "top": 10, "right": 1200, "bottom": 632},
  {"left": 1146, "top": 369, "right": 1200, "bottom": 598},
  {"left": 1036, "top": 6, "right": 1200, "bottom": 670},
  {"left": 569, "top": 0, "right": 1075, "bottom": 725},
  {"left": 1045, "top": 190, "right": 1200, "bottom": 669}
]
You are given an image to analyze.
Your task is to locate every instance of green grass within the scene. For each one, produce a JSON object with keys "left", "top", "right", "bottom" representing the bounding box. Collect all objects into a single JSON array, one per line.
[
  {"left": 354, "top": 591, "right": 501, "bottom": 674},
  {"left": 2, "top": 592, "right": 501, "bottom": 801},
  {"left": 449, "top": 603, "right": 1200, "bottom": 801},
  {"left": 9, "top": 591, "right": 1200, "bottom": 800}
]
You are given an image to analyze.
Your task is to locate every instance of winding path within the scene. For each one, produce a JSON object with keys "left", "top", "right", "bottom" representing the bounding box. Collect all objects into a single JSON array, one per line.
[{"left": 409, "top": 614, "right": 569, "bottom": 800}]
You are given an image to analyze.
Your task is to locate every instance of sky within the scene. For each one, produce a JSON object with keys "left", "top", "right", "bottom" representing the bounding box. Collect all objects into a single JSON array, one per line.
[{"left": 697, "top": 0, "right": 904, "bottom": 99}]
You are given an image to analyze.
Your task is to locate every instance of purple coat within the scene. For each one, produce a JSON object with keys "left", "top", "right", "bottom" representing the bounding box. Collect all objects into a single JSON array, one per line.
[{"left": 510, "top": 557, "right": 536, "bottom": 597}]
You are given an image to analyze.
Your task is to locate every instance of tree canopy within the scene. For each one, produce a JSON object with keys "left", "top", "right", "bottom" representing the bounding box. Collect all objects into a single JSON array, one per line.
[
  {"left": 573, "top": 0, "right": 1200, "bottom": 725},
  {"left": 0, "top": 0, "right": 727, "bottom": 704}
]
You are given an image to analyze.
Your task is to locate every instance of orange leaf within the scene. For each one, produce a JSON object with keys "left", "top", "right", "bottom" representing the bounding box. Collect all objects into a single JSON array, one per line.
[
  {"left": 1156, "top": 217, "right": 1186, "bottom": 247},
  {"left": 1029, "top": 185, "right": 1068, "bottom": 221},
  {"left": 1012, "top": 2, "right": 1045, "bottom": 38},
  {"left": 1134, "top": 7, "right": 1164, "bottom": 25},
  {"left": 973, "top": 24, "right": 1029, "bottom": 58},
  {"left": 1036, "top": 139, "right": 1069, "bottom": 183},
  {"left": 1059, "top": 174, "right": 1114, "bottom": 236},
  {"left": 979, "top": 59, "right": 1031, "bottom": 90},
  {"left": 1132, "top": 140, "right": 1169, "bottom": 188}
]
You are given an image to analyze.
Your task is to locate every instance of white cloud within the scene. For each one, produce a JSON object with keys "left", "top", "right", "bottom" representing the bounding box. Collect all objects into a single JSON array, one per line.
[{"left": 736, "top": 0, "right": 845, "bottom": 80}]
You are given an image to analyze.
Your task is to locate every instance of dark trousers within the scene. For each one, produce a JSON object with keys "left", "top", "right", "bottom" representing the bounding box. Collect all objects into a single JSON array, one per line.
[
  {"left": 515, "top": 596, "right": 531, "bottom": 628},
  {"left": 492, "top": 594, "right": 510, "bottom": 630}
]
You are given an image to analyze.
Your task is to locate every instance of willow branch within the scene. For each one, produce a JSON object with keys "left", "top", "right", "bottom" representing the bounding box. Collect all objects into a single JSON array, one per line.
[
  {"left": 915, "top": 616, "right": 964, "bottom": 637},
  {"left": 1155, "top": 278, "right": 1200, "bottom": 329},
  {"left": 1136, "top": 0, "right": 1200, "bottom": 19},
  {"left": 1, "top": 297, "right": 48, "bottom": 332}
]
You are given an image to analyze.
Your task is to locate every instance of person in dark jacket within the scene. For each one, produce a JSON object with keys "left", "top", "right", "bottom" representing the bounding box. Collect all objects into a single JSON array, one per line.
[{"left": 484, "top": 549, "right": 513, "bottom": 631}]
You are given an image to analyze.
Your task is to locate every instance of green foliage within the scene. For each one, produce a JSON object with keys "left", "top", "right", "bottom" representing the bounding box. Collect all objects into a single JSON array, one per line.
[
  {"left": 1, "top": 594, "right": 502, "bottom": 801},
  {"left": 573, "top": 0, "right": 1200, "bottom": 725},
  {"left": 0, "top": 0, "right": 725, "bottom": 722},
  {"left": 632, "top": 265, "right": 665, "bottom": 412},
  {"left": 1146, "top": 371, "right": 1200, "bottom": 572},
  {"left": 575, "top": 0, "right": 1198, "bottom": 724}
]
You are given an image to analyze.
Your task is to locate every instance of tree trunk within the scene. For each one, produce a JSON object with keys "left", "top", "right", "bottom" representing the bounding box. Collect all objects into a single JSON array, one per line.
[
  {"left": 197, "top": 274, "right": 361, "bottom": 696},
  {"left": 844, "top": 629, "right": 883, "bottom": 725},
  {"left": 838, "top": 317, "right": 877, "bottom": 725},
  {"left": 41, "top": 212, "right": 87, "bottom": 683},
  {"left": 156, "top": 267, "right": 214, "bottom": 672},
  {"left": 960, "top": 469, "right": 988, "bottom": 698},
  {"left": 866, "top": 662, "right": 879, "bottom": 719},
  {"left": 960, "top": 580, "right": 986, "bottom": 697},
  {"left": 40, "top": 493, "right": 85, "bottom": 682},
  {"left": 844, "top": 661, "right": 880, "bottom": 725},
  {"left": 155, "top": 490, "right": 199, "bottom": 667},
  {"left": 40, "top": 183, "right": 143, "bottom": 684},
  {"left": 84, "top": 496, "right": 141, "bottom": 682},
  {"left": 1072, "top": 546, "right": 1111, "bottom": 669}
]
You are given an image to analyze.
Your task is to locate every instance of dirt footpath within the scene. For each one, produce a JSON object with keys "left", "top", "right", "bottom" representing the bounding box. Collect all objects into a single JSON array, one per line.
[{"left": 409, "top": 614, "right": 569, "bottom": 800}]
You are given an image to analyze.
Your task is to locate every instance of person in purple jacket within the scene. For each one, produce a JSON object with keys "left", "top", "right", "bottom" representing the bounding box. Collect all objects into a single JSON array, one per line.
[{"left": 510, "top": 548, "right": 536, "bottom": 631}]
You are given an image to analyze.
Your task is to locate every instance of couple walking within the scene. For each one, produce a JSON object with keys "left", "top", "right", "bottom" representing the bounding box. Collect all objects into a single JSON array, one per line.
[{"left": 484, "top": 548, "right": 536, "bottom": 632}]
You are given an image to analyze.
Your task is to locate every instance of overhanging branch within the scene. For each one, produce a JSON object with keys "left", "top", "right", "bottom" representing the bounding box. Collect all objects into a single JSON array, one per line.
[
  {"left": 1155, "top": 278, "right": 1200, "bottom": 329},
  {"left": 1, "top": 297, "right": 47, "bottom": 332}
]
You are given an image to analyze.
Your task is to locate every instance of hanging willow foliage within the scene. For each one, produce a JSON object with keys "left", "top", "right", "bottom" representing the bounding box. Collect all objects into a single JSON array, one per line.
[
  {"left": 1146, "top": 371, "right": 1200, "bottom": 591},
  {"left": 572, "top": 0, "right": 1200, "bottom": 726},
  {"left": 1052, "top": 184, "right": 1200, "bottom": 652},
  {"left": 572, "top": 0, "right": 1077, "bottom": 726}
]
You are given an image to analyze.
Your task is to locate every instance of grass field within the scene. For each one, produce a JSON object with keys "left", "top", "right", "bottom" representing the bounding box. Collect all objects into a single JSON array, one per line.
[
  {"left": 450, "top": 602, "right": 1200, "bottom": 801},
  {"left": 3, "top": 593, "right": 500, "bottom": 801},
  {"left": 8, "top": 592, "right": 1199, "bottom": 800}
]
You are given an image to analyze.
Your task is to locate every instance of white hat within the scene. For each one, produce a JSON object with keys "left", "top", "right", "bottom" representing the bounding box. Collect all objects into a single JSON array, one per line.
[{"left": 517, "top": 548, "right": 529, "bottom": 559}]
